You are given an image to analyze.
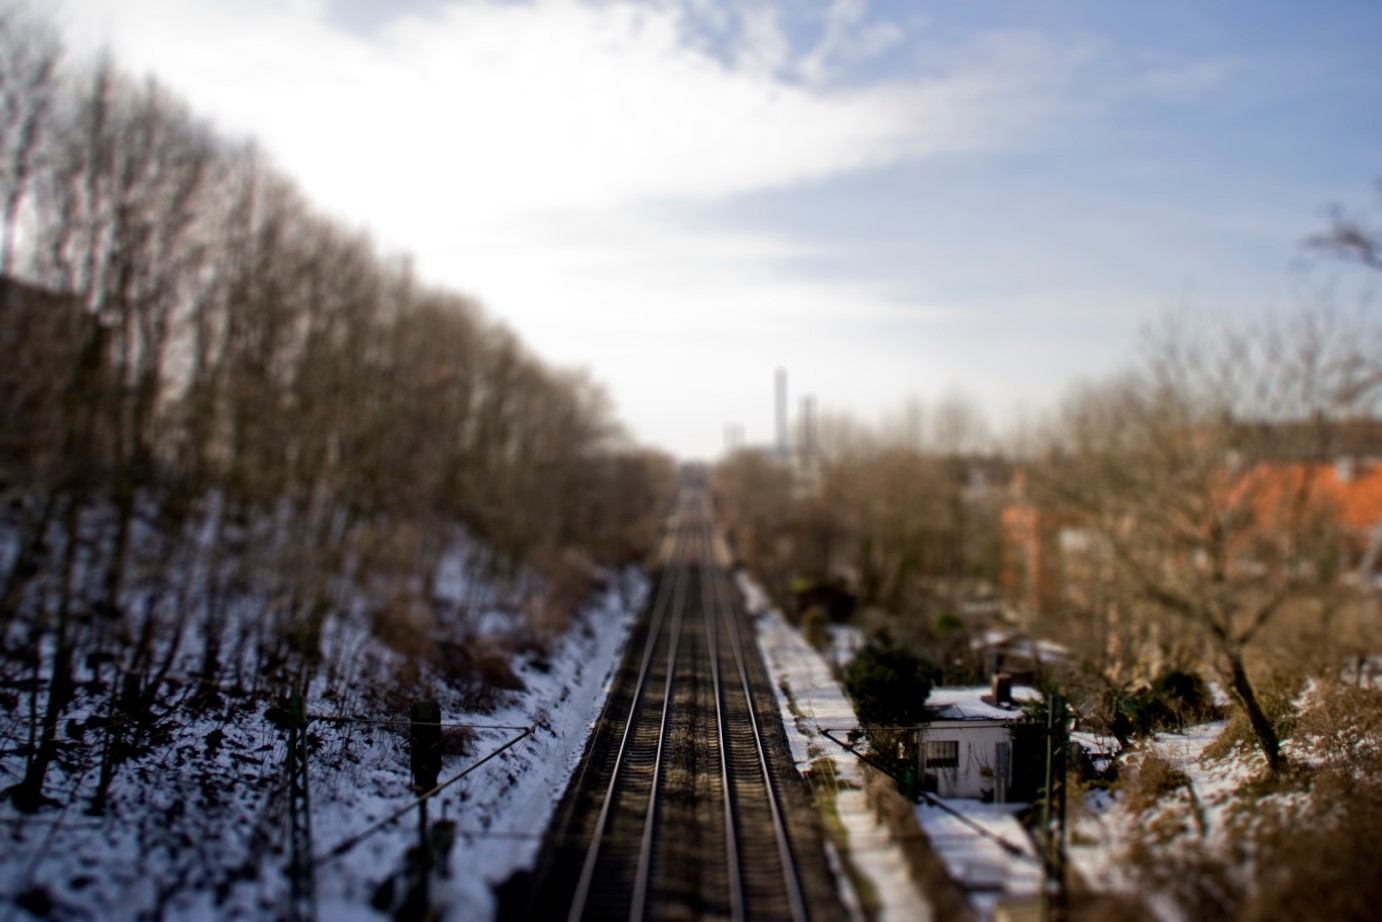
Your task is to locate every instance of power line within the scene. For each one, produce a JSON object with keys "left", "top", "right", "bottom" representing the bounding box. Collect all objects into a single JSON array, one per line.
[{"left": 314, "top": 725, "right": 534, "bottom": 866}]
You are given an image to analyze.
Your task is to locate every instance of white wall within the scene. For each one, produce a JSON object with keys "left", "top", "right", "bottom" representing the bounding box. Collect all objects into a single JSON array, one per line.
[{"left": 923, "top": 722, "right": 1012, "bottom": 800}]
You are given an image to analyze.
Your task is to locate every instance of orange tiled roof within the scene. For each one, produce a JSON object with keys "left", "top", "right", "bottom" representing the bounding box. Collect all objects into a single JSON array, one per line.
[{"left": 1237, "top": 461, "right": 1382, "bottom": 532}]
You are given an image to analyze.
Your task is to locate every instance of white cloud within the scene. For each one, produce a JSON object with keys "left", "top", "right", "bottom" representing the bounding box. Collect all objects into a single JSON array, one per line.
[
  {"left": 800, "top": 0, "right": 904, "bottom": 84},
  {"left": 51, "top": 0, "right": 1086, "bottom": 455},
  {"left": 730, "top": 3, "right": 790, "bottom": 77},
  {"left": 1134, "top": 57, "right": 1235, "bottom": 102},
  {"left": 56, "top": 0, "right": 1073, "bottom": 221}
]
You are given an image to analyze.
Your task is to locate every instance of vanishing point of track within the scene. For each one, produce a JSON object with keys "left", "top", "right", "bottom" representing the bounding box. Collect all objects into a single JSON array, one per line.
[{"left": 513, "top": 482, "right": 846, "bottom": 922}]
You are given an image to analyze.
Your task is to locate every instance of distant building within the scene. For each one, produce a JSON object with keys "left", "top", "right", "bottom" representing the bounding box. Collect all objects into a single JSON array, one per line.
[
  {"left": 1001, "top": 434, "right": 1382, "bottom": 623},
  {"left": 1000, "top": 469, "right": 1079, "bottom": 622},
  {"left": 1233, "top": 458, "right": 1382, "bottom": 579},
  {"left": 920, "top": 677, "right": 1040, "bottom": 801},
  {"left": 968, "top": 628, "right": 1069, "bottom": 685}
]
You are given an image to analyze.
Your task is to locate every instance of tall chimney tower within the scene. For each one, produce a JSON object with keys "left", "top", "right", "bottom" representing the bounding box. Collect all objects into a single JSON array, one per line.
[
  {"left": 800, "top": 394, "right": 816, "bottom": 459},
  {"left": 775, "top": 369, "right": 789, "bottom": 459}
]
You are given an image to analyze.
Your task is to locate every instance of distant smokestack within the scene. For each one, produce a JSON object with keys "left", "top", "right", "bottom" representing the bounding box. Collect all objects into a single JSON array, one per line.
[
  {"left": 800, "top": 394, "right": 816, "bottom": 458},
  {"left": 775, "top": 369, "right": 789, "bottom": 459}
]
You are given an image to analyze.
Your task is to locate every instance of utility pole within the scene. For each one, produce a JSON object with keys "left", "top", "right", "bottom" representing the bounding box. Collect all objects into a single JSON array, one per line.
[
  {"left": 402, "top": 699, "right": 442, "bottom": 921},
  {"left": 1040, "top": 693, "right": 1068, "bottom": 922}
]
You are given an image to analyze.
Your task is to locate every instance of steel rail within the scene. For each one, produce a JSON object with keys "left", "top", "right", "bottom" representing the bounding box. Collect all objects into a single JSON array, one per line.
[
  {"left": 706, "top": 512, "right": 810, "bottom": 922},
  {"left": 565, "top": 498, "right": 692, "bottom": 922},
  {"left": 698, "top": 516, "right": 747, "bottom": 922},
  {"left": 564, "top": 488, "right": 811, "bottom": 922},
  {"left": 628, "top": 533, "right": 691, "bottom": 922}
]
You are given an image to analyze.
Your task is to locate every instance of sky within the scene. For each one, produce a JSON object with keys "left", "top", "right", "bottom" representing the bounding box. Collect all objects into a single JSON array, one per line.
[{"left": 52, "top": 0, "right": 1382, "bottom": 459}]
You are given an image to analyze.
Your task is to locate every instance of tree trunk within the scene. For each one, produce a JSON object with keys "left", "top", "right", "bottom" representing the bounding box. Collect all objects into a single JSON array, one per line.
[
  {"left": 1224, "top": 648, "right": 1281, "bottom": 774},
  {"left": 0, "top": 492, "right": 57, "bottom": 624},
  {"left": 7, "top": 500, "right": 85, "bottom": 812},
  {"left": 8, "top": 628, "right": 73, "bottom": 812}
]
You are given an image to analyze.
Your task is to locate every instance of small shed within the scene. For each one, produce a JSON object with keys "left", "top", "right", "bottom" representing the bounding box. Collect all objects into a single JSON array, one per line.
[{"left": 921, "top": 677, "right": 1040, "bottom": 801}]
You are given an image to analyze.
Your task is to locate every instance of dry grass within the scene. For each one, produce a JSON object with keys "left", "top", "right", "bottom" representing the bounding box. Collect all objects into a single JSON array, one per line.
[
  {"left": 478, "top": 649, "right": 527, "bottom": 693},
  {"left": 1239, "top": 750, "right": 1382, "bottom": 919},
  {"left": 805, "top": 760, "right": 878, "bottom": 920},
  {"left": 861, "top": 765, "right": 977, "bottom": 922},
  {"left": 526, "top": 547, "right": 599, "bottom": 641},
  {"left": 1292, "top": 680, "right": 1382, "bottom": 764},
  {"left": 1117, "top": 751, "right": 1190, "bottom": 816},
  {"left": 440, "top": 724, "right": 477, "bottom": 757},
  {"left": 1122, "top": 681, "right": 1382, "bottom": 920},
  {"left": 1201, "top": 677, "right": 1301, "bottom": 763},
  {"left": 1124, "top": 836, "right": 1247, "bottom": 921},
  {"left": 802, "top": 606, "right": 830, "bottom": 651},
  {"left": 369, "top": 597, "right": 437, "bottom": 659}
]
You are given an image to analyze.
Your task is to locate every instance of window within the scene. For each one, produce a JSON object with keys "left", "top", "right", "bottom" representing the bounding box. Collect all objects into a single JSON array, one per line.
[{"left": 926, "top": 739, "right": 959, "bottom": 769}]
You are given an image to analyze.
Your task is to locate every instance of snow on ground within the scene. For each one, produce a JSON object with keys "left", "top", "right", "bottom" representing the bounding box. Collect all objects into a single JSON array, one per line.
[
  {"left": 743, "top": 575, "right": 860, "bottom": 782},
  {"left": 1068, "top": 720, "right": 1246, "bottom": 901},
  {"left": 914, "top": 800, "right": 1041, "bottom": 920},
  {"left": 313, "top": 569, "right": 648, "bottom": 921},
  {"left": 826, "top": 624, "right": 863, "bottom": 671},
  {"left": 438, "top": 573, "right": 644, "bottom": 918},
  {"left": 1140, "top": 721, "right": 1246, "bottom": 806},
  {"left": 1069, "top": 731, "right": 1121, "bottom": 777},
  {"left": 835, "top": 788, "right": 932, "bottom": 922},
  {"left": 0, "top": 518, "right": 646, "bottom": 922},
  {"left": 1068, "top": 683, "right": 1382, "bottom": 920},
  {"left": 741, "top": 571, "right": 933, "bottom": 921}
]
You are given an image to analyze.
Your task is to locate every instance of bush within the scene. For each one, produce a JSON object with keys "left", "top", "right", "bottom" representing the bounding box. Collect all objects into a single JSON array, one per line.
[
  {"left": 1243, "top": 789, "right": 1382, "bottom": 921},
  {"left": 440, "top": 724, "right": 477, "bottom": 756},
  {"left": 369, "top": 598, "right": 436, "bottom": 659},
  {"left": 1125, "top": 836, "right": 1244, "bottom": 920},
  {"left": 1291, "top": 681, "right": 1382, "bottom": 766},
  {"left": 802, "top": 607, "right": 830, "bottom": 652},
  {"left": 1119, "top": 669, "right": 1216, "bottom": 738},
  {"left": 1119, "top": 751, "right": 1191, "bottom": 815},
  {"left": 931, "top": 610, "right": 963, "bottom": 635},
  {"left": 1123, "top": 683, "right": 1382, "bottom": 920},
  {"left": 479, "top": 651, "right": 527, "bottom": 693},
  {"left": 842, "top": 631, "right": 938, "bottom": 729}
]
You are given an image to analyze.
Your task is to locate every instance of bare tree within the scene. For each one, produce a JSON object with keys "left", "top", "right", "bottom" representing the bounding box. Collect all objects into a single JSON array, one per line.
[
  {"left": 1307, "top": 188, "right": 1382, "bottom": 273},
  {"left": 0, "top": 4, "right": 58, "bottom": 275},
  {"left": 0, "top": 6, "right": 674, "bottom": 820},
  {"left": 1042, "top": 309, "right": 1375, "bottom": 773}
]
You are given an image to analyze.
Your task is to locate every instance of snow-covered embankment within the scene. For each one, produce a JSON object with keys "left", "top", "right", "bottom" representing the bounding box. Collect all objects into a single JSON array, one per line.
[{"left": 741, "top": 573, "right": 934, "bottom": 922}]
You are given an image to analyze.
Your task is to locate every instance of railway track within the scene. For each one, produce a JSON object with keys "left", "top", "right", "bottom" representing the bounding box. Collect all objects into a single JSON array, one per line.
[{"left": 511, "top": 485, "right": 846, "bottom": 922}]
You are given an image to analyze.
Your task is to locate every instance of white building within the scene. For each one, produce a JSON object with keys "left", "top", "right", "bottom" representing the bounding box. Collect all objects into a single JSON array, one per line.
[{"left": 921, "top": 681, "right": 1040, "bottom": 800}]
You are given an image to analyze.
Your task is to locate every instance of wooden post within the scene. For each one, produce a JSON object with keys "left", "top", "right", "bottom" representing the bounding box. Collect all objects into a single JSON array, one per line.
[
  {"left": 404, "top": 700, "right": 442, "bottom": 920},
  {"left": 410, "top": 700, "right": 442, "bottom": 792},
  {"left": 1040, "top": 693, "right": 1068, "bottom": 922}
]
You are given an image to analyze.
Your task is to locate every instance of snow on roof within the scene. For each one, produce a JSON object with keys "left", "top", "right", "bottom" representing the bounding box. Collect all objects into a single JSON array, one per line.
[
  {"left": 969, "top": 630, "right": 1071, "bottom": 663},
  {"left": 973, "top": 627, "right": 1015, "bottom": 648},
  {"left": 926, "top": 685, "right": 1041, "bottom": 721}
]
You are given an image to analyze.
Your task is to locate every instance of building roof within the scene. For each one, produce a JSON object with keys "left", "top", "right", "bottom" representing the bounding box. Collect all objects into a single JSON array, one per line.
[
  {"left": 1235, "top": 459, "right": 1382, "bottom": 533},
  {"left": 925, "top": 685, "right": 1041, "bottom": 721},
  {"left": 1231, "top": 418, "right": 1382, "bottom": 462},
  {"left": 970, "top": 629, "right": 1070, "bottom": 663}
]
